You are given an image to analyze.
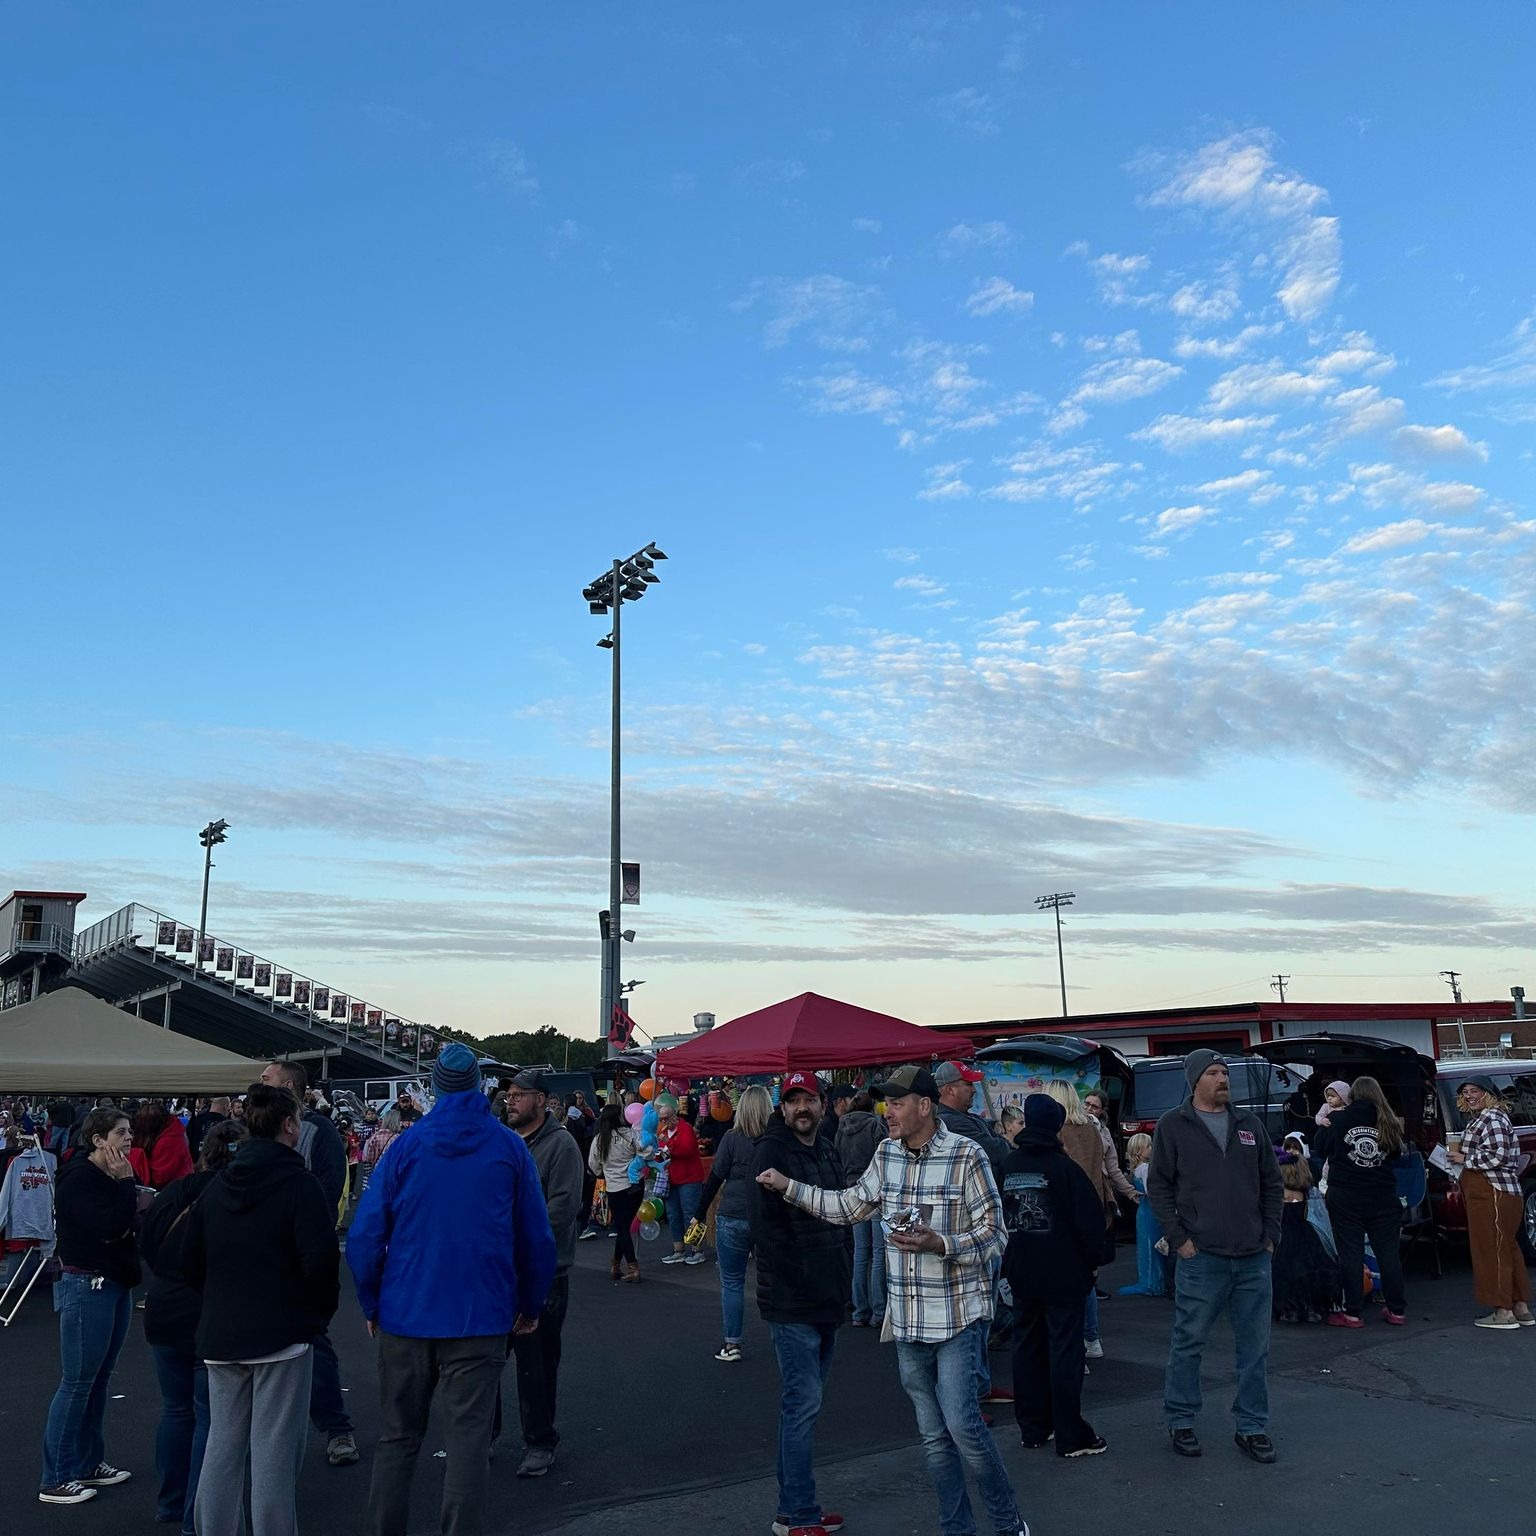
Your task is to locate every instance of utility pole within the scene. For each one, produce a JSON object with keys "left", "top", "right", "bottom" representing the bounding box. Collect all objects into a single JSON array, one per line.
[
  {"left": 1270, "top": 974, "right": 1289, "bottom": 1003},
  {"left": 197, "top": 819, "right": 230, "bottom": 945},
  {"left": 1440, "top": 969, "right": 1463, "bottom": 1005},
  {"left": 1034, "top": 892, "right": 1076, "bottom": 1017}
]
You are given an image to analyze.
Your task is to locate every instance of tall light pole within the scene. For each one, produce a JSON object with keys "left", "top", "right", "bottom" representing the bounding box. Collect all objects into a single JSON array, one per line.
[
  {"left": 582, "top": 542, "right": 667, "bottom": 1042},
  {"left": 198, "top": 819, "right": 230, "bottom": 944},
  {"left": 1035, "top": 891, "right": 1075, "bottom": 1017}
]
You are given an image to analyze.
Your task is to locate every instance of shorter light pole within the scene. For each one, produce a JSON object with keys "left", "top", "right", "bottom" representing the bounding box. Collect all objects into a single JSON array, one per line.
[
  {"left": 1035, "top": 891, "right": 1075, "bottom": 1017},
  {"left": 198, "top": 819, "right": 230, "bottom": 944}
]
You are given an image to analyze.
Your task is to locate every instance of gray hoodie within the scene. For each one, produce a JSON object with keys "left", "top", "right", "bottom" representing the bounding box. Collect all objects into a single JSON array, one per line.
[
  {"left": 521, "top": 1109, "right": 585, "bottom": 1274},
  {"left": 1146, "top": 1100, "right": 1282, "bottom": 1258}
]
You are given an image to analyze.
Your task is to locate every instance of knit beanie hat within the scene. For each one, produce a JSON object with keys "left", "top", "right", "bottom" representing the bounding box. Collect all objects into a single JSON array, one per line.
[
  {"left": 432, "top": 1042, "right": 481, "bottom": 1096},
  {"left": 1023, "top": 1093, "right": 1065, "bottom": 1133},
  {"left": 1324, "top": 1080, "right": 1352, "bottom": 1105},
  {"left": 1184, "top": 1047, "right": 1223, "bottom": 1090}
]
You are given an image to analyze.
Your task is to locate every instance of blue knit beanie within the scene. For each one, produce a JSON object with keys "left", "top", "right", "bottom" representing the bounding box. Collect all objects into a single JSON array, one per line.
[{"left": 432, "top": 1042, "right": 481, "bottom": 1096}]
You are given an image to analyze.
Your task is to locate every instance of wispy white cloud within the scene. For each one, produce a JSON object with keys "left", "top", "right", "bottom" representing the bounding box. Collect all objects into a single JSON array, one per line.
[
  {"left": 1341, "top": 519, "right": 1437, "bottom": 555},
  {"left": 931, "top": 86, "right": 1000, "bottom": 136},
  {"left": 1154, "top": 503, "right": 1218, "bottom": 536},
  {"left": 1429, "top": 310, "right": 1536, "bottom": 394},
  {"left": 1391, "top": 423, "right": 1490, "bottom": 462},
  {"left": 894, "top": 573, "right": 948, "bottom": 596},
  {"left": 1133, "top": 413, "right": 1275, "bottom": 451},
  {"left": 1168, "top": 277, "right": 1240, "bottom": 324},
  {"left": 1068, "top": 355, "right": 1183, "bottom": 406},
  {"left": 736, "top": 274, "right": 881, "bottom": 349},
  {"left": 941, "top": 220, "right": 1014, "bottom": 256},
  {"left": 794, "top": 369, "right": 904, "bottom": 421},
  {"left": 919, "top": 461, "right": 974, "bottom": 500},
  {"left": 964, "top": 276, "right": 1034, "bottom": 317},
  {"left": 480, "top": 139, "right": 539, "bottom": 196},
  {"left": 1173, "top": 324, "right": 1281, "bottom": 360},
  {"left": 851, "top": 217, "right": 883, "bottom": 234}
]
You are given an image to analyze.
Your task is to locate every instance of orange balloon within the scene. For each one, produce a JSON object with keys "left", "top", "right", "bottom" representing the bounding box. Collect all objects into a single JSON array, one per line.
[
  {"left": 710, "top": 1093, "right": 732, "bottom": 1123},
  {"left": 638, "top": 1079, "right": 657, "bottom": 1101}
]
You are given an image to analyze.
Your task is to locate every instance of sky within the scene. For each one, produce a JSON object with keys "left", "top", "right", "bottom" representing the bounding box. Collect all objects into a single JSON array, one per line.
[{"left": 2, "top": 3, "right": 1533, "bottom": 1042}]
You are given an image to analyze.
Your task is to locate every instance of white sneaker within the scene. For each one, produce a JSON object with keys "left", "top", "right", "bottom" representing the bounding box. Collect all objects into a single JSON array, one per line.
[
  {"left": 79, "top": 1464, "right": 132, "bottom": 1487},
  {"left": 714, "top": 1342, "right": 742, "bottom": 1362},
  {"left": 661, "top": 1252, "right": 688, "bottom": 1265},
  {"left": 1084, "top": 1338, "right": 1104, "bottom": 1359},
  {"left": 685, "top": 1251, "right": 707, "bottom": 1265}
]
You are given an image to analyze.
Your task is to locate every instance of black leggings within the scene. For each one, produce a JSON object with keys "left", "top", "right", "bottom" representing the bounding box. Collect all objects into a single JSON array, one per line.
[
  {"left": 609, "top": 1185, "right": 645, "bottom": 1266},
  {"left": 1327, "top": 1194, "right": 1404, "bottom": 1315}
]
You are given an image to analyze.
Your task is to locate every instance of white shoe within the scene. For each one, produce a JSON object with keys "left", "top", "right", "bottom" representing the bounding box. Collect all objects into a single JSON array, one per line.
[
  {"left": 685, "top": 1250, "right": 707, "bottom": 1265},
  {"left": 714, "top": 1342, "right": 742, "bottom": 1362},
  {"left": 661, "top": 1252, "right": 688, "bottom": 1265},
  {"left": 1084, "top": 1338, "right": 1104, "bottom": 1359}
]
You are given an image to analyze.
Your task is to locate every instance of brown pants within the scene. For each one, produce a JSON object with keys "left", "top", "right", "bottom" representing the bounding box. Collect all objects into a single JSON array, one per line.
[{"left": 1462, "top": 1169, "right": 1530, "bottom": 1310}]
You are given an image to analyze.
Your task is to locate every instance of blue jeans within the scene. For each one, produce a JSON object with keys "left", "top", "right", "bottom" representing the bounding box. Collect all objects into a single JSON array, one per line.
[
  {"left": 1083, "top": 1286, "right": 1100, "bottom": 1341},
  {"left": 852, "top": 1218, "right": 886, "bottom": 1323},
  {"left": 896, "top": 1331, "right": 1022, "bottom": 1536},
  {"left": 40, "top": 1274, "right": 133, "bottom": 1489},
  {"left": 309, "top": 1328, "right": 352, "bottom": 1435},
  {"left": 716, "top": 1216, "right": 753, "bottom": 1343},
  {"left": 769, "top": 1321, "right": 836, "bottom": 1524},
  {"left": 1164, "top": 1249, "right": 1272, "bottom": 1435},
  {"left": 666, "top": 1181, "right": 702, "bottom": 1244},
  {"left": 151, "top": 1345, "right": 210, "bottom": 1533}
]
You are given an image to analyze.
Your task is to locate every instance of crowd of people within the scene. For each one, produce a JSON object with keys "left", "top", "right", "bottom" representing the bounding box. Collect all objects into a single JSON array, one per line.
[{"left": 1, "top": 1044, "right": 1529, "bottom": 1536}]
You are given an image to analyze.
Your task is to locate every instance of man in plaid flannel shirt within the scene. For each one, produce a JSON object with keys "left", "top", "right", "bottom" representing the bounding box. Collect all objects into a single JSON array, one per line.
[{"left": 758, "top": 1065, "right": 1030, "bottom": 1536}]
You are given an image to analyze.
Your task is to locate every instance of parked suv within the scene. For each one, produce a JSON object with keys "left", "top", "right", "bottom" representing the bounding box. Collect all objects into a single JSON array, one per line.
[
  {"left": 1431, "top": 1059, "right": 1536, "bottom": 1249},
  {"left": 1121, "top": 1054, "right": 1299, "bottom": 1143}
]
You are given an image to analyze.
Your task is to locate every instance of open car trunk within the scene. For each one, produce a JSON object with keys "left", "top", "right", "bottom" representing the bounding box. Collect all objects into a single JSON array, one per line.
[
  {"left": 1249, "top": 1034, "right": 1439, "bottom": 1148},
  {"left": 975, "top": 1034, "right": 1134, "bottom": 1122}
]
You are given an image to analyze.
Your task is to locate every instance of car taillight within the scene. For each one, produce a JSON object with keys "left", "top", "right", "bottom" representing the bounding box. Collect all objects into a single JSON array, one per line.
[{"left": 1121, "top": 1120, "right": 1156, "bottom": 1136}]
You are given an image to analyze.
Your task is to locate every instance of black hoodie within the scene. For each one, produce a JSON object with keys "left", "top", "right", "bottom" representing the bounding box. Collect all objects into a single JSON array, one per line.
[
  {"left": 1312, "top": 1100, "right": 1401, "bottom": 1212},
  {"left": 999, "top": 1129, "right": 1113, "bottom": 1305},
  {"left": 53, "top": 1155, "right": 140, "bottom": 1289},
  {"left": 749, "top": 1114, "right": 852, "bottom": 1326},
  {"left": 182, "top": 1138, "right": 340, "bottom": 1361}
]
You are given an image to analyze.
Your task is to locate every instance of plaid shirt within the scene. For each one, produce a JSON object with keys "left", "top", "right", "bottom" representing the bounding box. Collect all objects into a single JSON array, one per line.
[
  {"left": 782, "top": 1120, "right": 1003, "bottom": 1344},
  {"left": 1462, "top": 1107, "right": 1523, "bottom": 1196}
]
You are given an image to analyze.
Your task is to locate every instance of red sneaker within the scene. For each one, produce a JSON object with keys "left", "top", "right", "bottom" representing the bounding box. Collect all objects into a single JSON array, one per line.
[
  {"left": 1326, "top": 1312, "right": 1364, "bottom": 1330},
  {"left": 1383, "top": 1309, "right": 1406, "bottom": 1326}
]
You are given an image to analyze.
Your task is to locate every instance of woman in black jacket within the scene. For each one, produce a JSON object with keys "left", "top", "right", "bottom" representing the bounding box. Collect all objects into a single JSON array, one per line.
[
  {"left": 1313, "top": 1074, "right": 1407, "bottom": 1327},
  {"left": 1000, "top": 1094, "right": 1111, "bottom": 1458},
  {"left": 38, "top": 1106, "right": 141, "bottom": 1506},
  {"left": 141, "top": 1119, "right": 247, "bottom": 1536}
]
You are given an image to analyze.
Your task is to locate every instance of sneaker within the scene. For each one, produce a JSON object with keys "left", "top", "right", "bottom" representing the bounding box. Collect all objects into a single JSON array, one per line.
[
  {"left": 661, "top": 1252, "right": 689, "bottom": 1265},
  {"left": 771, "top": 1518, "right": 842, "bottom": 1536},
  {"left": 1383, "top": 1309, "right": 1407, "bottom": 1326},
  {"left": 516, "top": 1447, "right": 555, "bottom": 1478},
  {"left": 326, "top": 1433, "right": 360, "bottom": 1466},
  {"left": 1084, "top": 1338, "right": 1104, "bottom": 1359},
  {"left": 1234, "top": 1432, "right": 1277, "bottom": 1464},
  {"left": 714, "top": 1342, "right": 743, "bottom": 1362},
  {"left": 1475, "top": 1310, "right": 1520, "bottom": 1330},
  {"left": 577, "top": 1227, "right": 601, "bottom": 1241},
  {"left": 1169, "top": 1427, "right": 1201, "bottom": 1458},
  {"left": 1063, "top": 1435, "right": 1109, "bottom": 1458},
  {"left": 980, "top": 1385, "right": 1015, "bottom": 1403},
  {"left": 1514, "top": 1308, "right": 1536, "bottom": 1327},
  {"left": 39, "top": 1483, "right": 98, "bottom": 1505},
  {"left": 79, "top": 1464, "right": 132, "bottom": 1487},
  {"left": 1326, "top": 1311, "right": 1364, "bottom": 1329},
  {"left": 685, "top": 1251, "right": 707, "bottom": 1265}
]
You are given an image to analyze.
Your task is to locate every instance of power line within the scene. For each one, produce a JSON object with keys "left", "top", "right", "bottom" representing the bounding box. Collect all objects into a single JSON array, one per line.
[
  {"left": 1270, "top": 973, "right": 1290, "bottom": 1003},
  {"left": 1440, "top": 969, "right": 1463, "bottom": 1005}
]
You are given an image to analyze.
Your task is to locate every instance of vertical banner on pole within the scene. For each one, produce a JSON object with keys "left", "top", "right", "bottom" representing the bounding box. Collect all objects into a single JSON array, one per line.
[{"left": 621, "top": 862, "right": 640, "bottom": 904}]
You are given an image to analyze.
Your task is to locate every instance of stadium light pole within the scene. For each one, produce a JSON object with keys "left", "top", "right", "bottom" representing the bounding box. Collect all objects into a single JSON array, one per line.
[
  {"left": 582, "top": 542, "right": 667, "bottom": 1042},
  {"left": 198, "top": 819, "right": 230, "bottom": 946},
  {"left": 1035, "top": 891, "right": 1075, "bottom": 1017}
]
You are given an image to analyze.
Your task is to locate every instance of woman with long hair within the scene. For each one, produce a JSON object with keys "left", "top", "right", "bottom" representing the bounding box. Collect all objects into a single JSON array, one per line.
[
  {"left": 141, "top": 1120, "right": 248, "bottom": 1535},
  {"left": 588, "top": 1104, "right": 644, "bottom": 1282},
  {"left": 1313, "top": 1074, "right": 1407, "bottom": 1328},
  {"left": 128, "top": 1101, "right": 195, "bottom": 1191},
  {"left": 1448, "top": 1077, "right": 1532, "bottom": 1330},
  {"left": 39, "top": 1108, "right": 140, "bottom": 1506},
  {"left": 689, "top": 1086, "right": 772, "bottom": 1360},
  {"left": 1043, "top": 1080, "right": 1110, "bottom": 1359}
]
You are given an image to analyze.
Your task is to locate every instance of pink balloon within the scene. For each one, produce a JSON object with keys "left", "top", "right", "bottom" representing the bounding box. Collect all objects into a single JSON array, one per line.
[{"left": 624, "top": 1102, "right": 645, "bottom": 1126}]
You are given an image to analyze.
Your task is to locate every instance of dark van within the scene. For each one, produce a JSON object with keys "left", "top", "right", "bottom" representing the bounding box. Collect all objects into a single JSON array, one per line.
[{"left": 1122, "top": 1054, "right": 1299, "bottom": 1143}]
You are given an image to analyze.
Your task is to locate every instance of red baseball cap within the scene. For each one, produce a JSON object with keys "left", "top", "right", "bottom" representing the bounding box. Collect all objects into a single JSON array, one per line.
[
  {"left": 936, "top": 1060, "right": 984, "bottom": 1085},
  {"left": 781, "top": 1070, "right": 822, "bottom": 1098}
]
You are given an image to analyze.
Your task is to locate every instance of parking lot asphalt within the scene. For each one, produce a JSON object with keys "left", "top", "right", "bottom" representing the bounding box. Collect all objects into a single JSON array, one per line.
[{"left": 3, "top": 1234, "right": 1532, "bottom": 1536}]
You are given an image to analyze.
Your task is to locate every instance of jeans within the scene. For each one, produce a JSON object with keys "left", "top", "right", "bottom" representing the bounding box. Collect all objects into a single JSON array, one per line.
[
  {"left": 509, "top": 1273, "right": 569, "bottom": 1451},
  {"left": 1327, "top": 1194, "right": 1405, "bottom": 1316},
  {"left": 1083, "top": 1286, "right": 1100, "bottom": 1341},
  {"left": 666, "top": 1181, "right": 702, "bottom": 1244},
  {"left": 715, "top": 1216, "right": 753, "bottom": 1342},
  {"left": 371, "top": 1332, "right": 505, "bottom": 1536},
  {"left": 1164, "top": 1249, "right": 1272, "bottom": 1435},
  {"left": 309, "top": 1327, "right": 352, "bottom": 1435},
  {"left": 151, "top": 1344, "right": 210, "bottom": 1532},
  {"left": 852, "top": 1217, "right": 886, "bottom": 1323},
  {"left": 39, "top": 1273, "right": 132, "bottom": 1489},
  {"left": 200, "top": 1349, "right": 313, "bottom": 1536},
  {"left": 896, "top": 1331, "right": 1023, "bottom": 1536},
  {"left": 1011, "top": 1294, "right": 1093, "bottom": 1455},
  {"left": 768, "top": 1321, "right": 836, "bottom": 1524}
]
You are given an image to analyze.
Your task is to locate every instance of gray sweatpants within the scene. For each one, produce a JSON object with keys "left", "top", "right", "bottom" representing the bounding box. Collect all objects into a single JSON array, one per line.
[{"left": 197, "top": 1349, "right": 313, "bottom": 1536}]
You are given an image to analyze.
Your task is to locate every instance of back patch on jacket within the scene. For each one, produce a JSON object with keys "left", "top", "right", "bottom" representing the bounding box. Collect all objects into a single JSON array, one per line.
[{"left": 1002, "top": 1171, "right": 1053, "bottom": 1236}]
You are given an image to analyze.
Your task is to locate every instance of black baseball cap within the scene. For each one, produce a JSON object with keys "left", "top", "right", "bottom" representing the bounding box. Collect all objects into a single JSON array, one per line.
[
  {"left": 510, "top": 1069, "right": 549, "bottom": 1094},
  {"left": 873, "top": 1064, "right": 939, "bottom": 1102}
]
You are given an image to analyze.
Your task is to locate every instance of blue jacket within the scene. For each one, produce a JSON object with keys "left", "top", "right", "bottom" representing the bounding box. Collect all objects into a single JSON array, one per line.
[{"left": 346, "top": 1089, "right": 556, "bottom": 1338}]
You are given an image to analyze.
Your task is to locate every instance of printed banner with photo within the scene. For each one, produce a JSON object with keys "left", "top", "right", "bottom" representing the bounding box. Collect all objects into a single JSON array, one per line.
[
  {"left": 294, "top": 980, "right": 310, "bottom": 1006},
  {"left": 197, "top": 937, "right": 214, "bottom": 963},
  {"left": 237, "top": 954, "right": 254, "bottom": 980},
  {"left": 157, "top": 920, "right": 177, "bottom": 947},
  {"left": 254, "top": 963, "right": 272, "bottom": 988},
  {"left": 350, "top": 1002, "right": 365, "bottom": 1023},
  {"left": 216, "top": 947, "right": 233, "bottom": 972},
  {"left": 275, "top": 973, "right": 292, "bottom": 998},
  {"left": 175, "top": 928, "right": 194, "bottom": 953},
  {"left": 368, "top": 1009, "right": 383, "bottom": 1029}
]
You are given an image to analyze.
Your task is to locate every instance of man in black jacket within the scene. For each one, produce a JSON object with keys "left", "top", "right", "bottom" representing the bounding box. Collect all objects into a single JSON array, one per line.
[
  {"left": 260, "top": 1059, "right": 358, "bottom": 1466},
  {"left": 1146, "top": 1049, "right": 1283, "bottom": 1465},
  {"left": 749, "top": 1070, "right": 852, "bottom": 1536},
  {"left": 183, "top": 1084, "right": 341, "bottom": 1535},
  {"left": 1000, "top": 1095, "right": 1109, "bottom": 1458}
]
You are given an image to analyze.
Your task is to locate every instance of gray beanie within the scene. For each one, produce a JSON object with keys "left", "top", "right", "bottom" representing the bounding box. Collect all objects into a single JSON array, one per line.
[{"left": 1183, "top": 1048, "right": 1224, "bottom": 1091}]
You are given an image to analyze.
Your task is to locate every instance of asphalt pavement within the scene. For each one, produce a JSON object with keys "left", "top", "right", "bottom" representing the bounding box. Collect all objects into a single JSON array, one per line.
[{"left": 2, "top": 1231, "right": 1531, "bottom": 1536}]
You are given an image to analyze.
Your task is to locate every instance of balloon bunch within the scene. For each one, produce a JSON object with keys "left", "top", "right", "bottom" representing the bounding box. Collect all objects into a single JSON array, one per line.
[{"left": 624, "top": 1093, "right": 669, "bottom": 1239}]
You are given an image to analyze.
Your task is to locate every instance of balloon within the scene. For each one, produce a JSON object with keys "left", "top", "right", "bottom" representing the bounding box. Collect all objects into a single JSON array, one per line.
[
  {"left": 638, "top": 1079, "right": 656, "bottom": 1101},
  {"left": 656, "top": 1093, "right": 679, "bottom": 1115},
  {"left": 647, "top": 1199, "right": 665, "bottom": 1223},
  {"left": 666, "top": 1077, "right": 686, "bottom": 1096},
  {"left": 624, "top": 1102, "right": 645, "bottom": 1126},
  {"left": 640, "top": 1220, "right": 661, "bottom": 1241},
  {"left": 710, "top": 1093, "right": 732, "bottom": 1123}
]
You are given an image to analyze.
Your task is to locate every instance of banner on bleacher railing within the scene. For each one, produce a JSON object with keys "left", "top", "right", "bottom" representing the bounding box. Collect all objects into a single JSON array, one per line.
[
  {"left": 294, "top": 980, "right": 310, "bottom": 1006},
  {"left": 176, "top": 928, "right": 193, "bottom": 954},
  {"left": 350, "top": 1002, "right": 365, "bottom": 1023},
  {"left": 237, "top": 955, "right": 254, "bottom": 980},
  {"left": 198, "top": 937, "right": 214, "bottom": 963},
  {"left": 317, "top": 988, "right": 333, "bottom": 1012},
  {"left": 157, "top": 920, "right": 176, "bottom": 947},
  {"left": 275, "top": 973, "right": 292, "bottom": 998},
  {"left": 216, "top": 947, "right": 233, "bottom": 972},
  {"left": 368, "top": 1009, "right": 383, "bottom": 1029},
  {"left": 254, "top": 963, "right": 272, "bottom": 988}
]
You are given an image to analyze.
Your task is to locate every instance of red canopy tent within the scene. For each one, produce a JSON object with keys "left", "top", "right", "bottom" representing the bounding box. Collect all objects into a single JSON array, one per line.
[{"left": 653, "top": 992, "right": 971, "bottom": 1078}]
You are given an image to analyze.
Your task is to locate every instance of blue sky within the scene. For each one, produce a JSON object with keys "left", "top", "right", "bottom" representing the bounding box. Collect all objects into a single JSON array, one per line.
[{"left": 3, "top": 4, "right": 1532, "bottom": 1039}]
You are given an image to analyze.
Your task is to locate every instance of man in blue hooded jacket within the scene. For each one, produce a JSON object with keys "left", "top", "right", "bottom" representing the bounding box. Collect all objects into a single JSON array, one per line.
[{"left": 348, "top": 1042, "right": 556, "bottom": 1536}]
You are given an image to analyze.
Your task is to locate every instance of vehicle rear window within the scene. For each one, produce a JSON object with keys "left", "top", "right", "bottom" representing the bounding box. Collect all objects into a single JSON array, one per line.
[{"left": 1133, "top": 1060, "right": 1270, "bottom": 1120}]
